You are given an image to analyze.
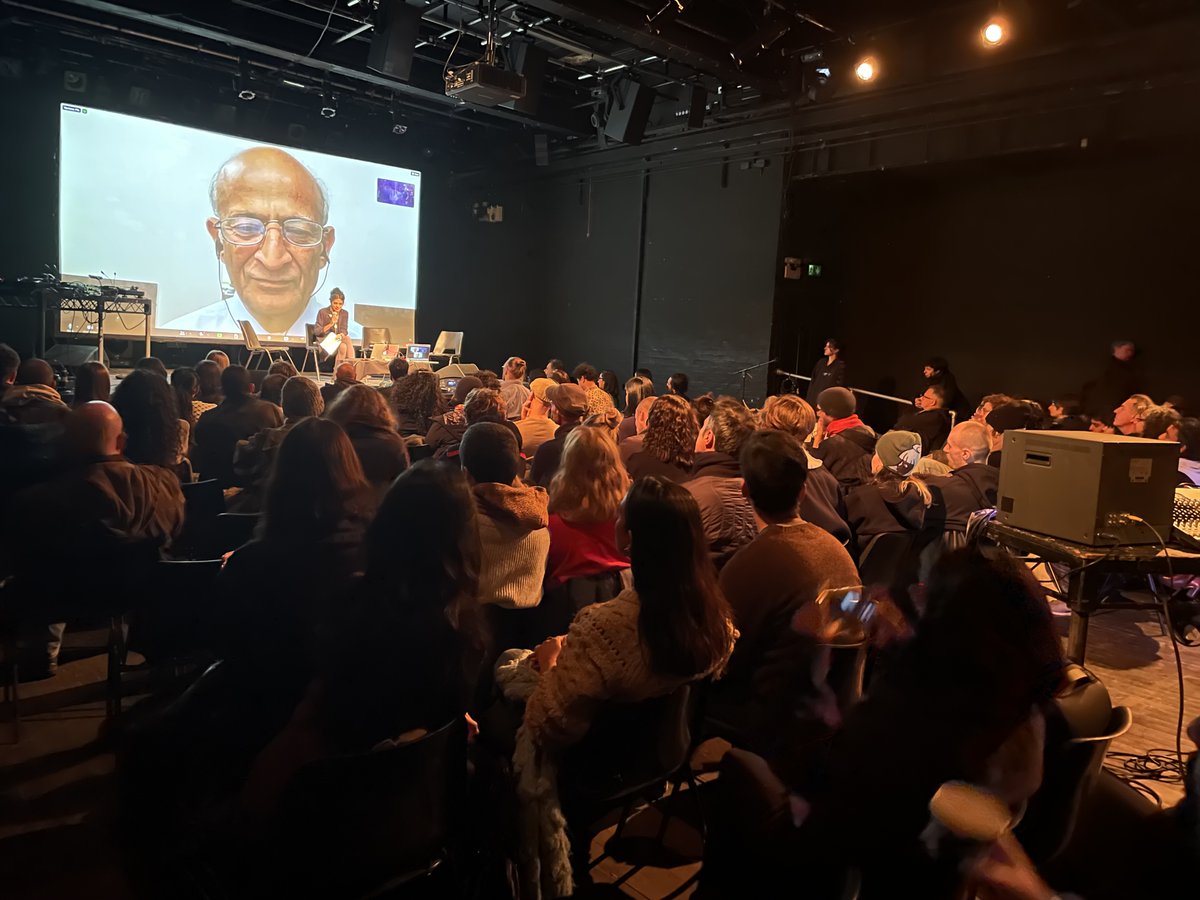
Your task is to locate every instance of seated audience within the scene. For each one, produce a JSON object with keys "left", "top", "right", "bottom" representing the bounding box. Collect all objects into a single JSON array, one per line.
[
  {"left": 0, "top": 343, "right": 18, "bottom": 401},
  {"left": 111, "top": 369, "right": 190, "bottom": 480},
  {"left": 73, "top": 361, "right": 111, "bottom": 407},
  {"left": 192, "top": 365, "right": 283, "bottom": 487},
  {"left": 634, "top": 367, "right": 654, "bottom": 385},
  {"left": 1175, "top": 418, "right": 1200, "bottom": 485},
  {"left": 545, "top": 426, "right": 630, "bottom": 591},
  {"left": 685, "top": 397, "right": 758, "bottom": 568},
  {"left": 241, "top": 460, "right": 483, "bottom": 821},
  {"left": 530, "top": 383, "right": 587, "bottom": 487},
  {"left": 583, "top": 407, "right": 621, "bottom": 440},
  {"left": 618, "top": 376, "right": 654, "bottom": 442},
  {"left": 1142, "top": 404, "right": 1181, "bottom": 441},
  {"left": 573, "top": 363, "right": 613, "bottom": 417},
  {"left": 267, "top": 358, "right": 298, "bottom": 379},
  {"left": 379, "top": 355, "right": 409, "bottom": 398},
  {"left": 923, "top": 421, "right": 999, "bottom": 534},
  {"left": 319, "top": 361, "right": 359, "bottom": 407},
  {"left": 897, "top": 383, "right": 953, "bottom": 452},
  {"left": 324, "top": 384, "right": 409, "bottom": 493},
  {"left": 1112, "top": 392, "right": 1153, "bottom": 436},
  {"left": 1, "top": 358, "right": 68, "bottom": 425},
  {"left": 391, "top": 369, "right": 442, "bottom": 437},
  {"left": 626, "top": 393, "right": 698, "bottom": 483},
  {"left": 693, "top": 393, "right": 716, "bottom": 424},
  {"left": 135, "top": 357, "right": 169, "bottom": 379},
  {"left": 514, "top": 476, "right": 735, "bottom": 899},
  {"left": 618, "top": 396, "right": 656, "bottom": 465},
  {"left": 715, "top": 429, "right": 859, "bottom": 757},
  {"left": 476, "top": 369, "right": 501, "bottom": 390},
  {"left": 259, "top": 373, "right": 287, "bottom": 407},
  {"left": 984, "top": 403, "right": 1039, "bottom": 467},
  {"left": 195, "top": 358, "right": 223, "bottom": 405},
  {"left": 598, "top": 370, "right": 622, "bottom": 411},
  {"left": 845, "top": 430, "right": 931, "bottom": 555},
  {"left": 516, "top": 377, "right": 558, "bottom": 457},
  {"left": 500, "top": 356, "right": 531, "bottom": 420},
  {"left": 544, "top": 358, "right": 569, "bottom": 381},
  {"left": 232, "top": 376, "right": 324, "bottom": 511},
  {"left": 425, "top": 375, "right": 482, "bottom": 452},
  {"left": 808, "top": 386, "right": 876, "bottom": 488},
  {"left": 973, "top": 392, "right": 1014, "bottom": 424},
  {"left": 923, "top": 356, "right": 971, "bottom": 421},
  {"left": 667, "top": 371, "right": 690, "bottom": 401},
  {"left": 431, "top": 386, "right": 518, "bottom": 459},
  {"left": 1047, "top": 393, "right": 1089, "bottom": 430},
  {"left": 760, "top": 394, "right": 851, "bottom": 543},
  {"left": 170, "top": 367, "right": 208, "bottom": 430},
  {"left": 205, "top": 349, "right": 230, "bottom": 370}
]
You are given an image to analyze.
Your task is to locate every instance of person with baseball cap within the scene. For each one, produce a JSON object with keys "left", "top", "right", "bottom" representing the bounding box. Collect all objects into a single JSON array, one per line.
[
  {"left": 809, "top": 386, "right": 877, "bottom": 489},
  {"left": 529, "top": 382, "right": 587, "bottom": 486},
  {"left": 845, "top": 430, "right": 932, "bottom": 557},
  {"left": 517, "top": 377, "right": 559, "bottom": 457}
]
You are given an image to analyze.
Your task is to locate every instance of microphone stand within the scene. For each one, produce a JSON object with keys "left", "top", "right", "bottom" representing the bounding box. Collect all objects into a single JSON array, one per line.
[{"left": 733, "top": 359, "right": 776, "bottom": 404}]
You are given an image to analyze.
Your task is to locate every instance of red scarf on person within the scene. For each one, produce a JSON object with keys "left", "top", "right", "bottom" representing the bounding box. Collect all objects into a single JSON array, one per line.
[{"left": 826, "top": 414, "right": 867, "bottom": 437}]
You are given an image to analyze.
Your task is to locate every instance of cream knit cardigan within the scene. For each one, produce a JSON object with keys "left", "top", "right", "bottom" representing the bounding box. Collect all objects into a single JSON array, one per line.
[{"left": 502, "top": 590, "right": 735, "bottom": 899}]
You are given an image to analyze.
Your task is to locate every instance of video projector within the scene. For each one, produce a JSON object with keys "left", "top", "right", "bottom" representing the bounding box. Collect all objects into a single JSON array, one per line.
[{"left": 445, "top": 62, "right": 526, "bottom": 107}]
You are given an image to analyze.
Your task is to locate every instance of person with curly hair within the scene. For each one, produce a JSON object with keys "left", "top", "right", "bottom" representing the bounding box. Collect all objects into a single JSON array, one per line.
[
  {"left": 390, "top": 369, "right": 443, "bottom": 437},
  {"left": 110, "top": 368, "right": 190, "bottom": 479},
  {"left": 626, "top": 394, "right": 698, "bottom": 483},
  {"left": 325, "top": 383, "right": 409, "bottom": 495}
]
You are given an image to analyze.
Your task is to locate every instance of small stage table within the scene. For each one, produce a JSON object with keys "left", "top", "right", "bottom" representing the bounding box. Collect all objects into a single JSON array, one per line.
[{"left": 985, "top": 520, "right": 1200, "bottom": 663}]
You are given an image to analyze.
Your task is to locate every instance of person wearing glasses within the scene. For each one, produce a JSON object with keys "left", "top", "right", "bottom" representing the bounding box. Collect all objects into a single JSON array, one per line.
[
  {"left": 158, "top": 146, "right": 342, "bottom": 340},
  {"left": 315, "top": 288, "right": 353, "bottom": 363}
]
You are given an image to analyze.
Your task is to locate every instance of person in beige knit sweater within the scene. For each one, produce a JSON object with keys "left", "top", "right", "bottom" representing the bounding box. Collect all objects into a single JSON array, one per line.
[{"left": 509, "top": 476, "right": 737, "bottom": 898}]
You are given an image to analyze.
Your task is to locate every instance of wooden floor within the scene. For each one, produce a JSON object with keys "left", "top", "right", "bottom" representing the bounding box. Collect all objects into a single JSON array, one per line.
[{"left": 1, "top": 605, "right": 1197, "bottom": 900}]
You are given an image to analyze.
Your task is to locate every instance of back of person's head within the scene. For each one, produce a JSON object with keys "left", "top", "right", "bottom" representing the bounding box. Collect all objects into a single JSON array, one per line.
[
  {"left": 281, "top": 375, "right": 324, "bottom": 420},
  {"left": 761, "top": 394, "right": 817, "bottom": 440},
  {"left": 668, "top": 372, "right": 690, "bottom": 395},
  {"left": 452, "top": 375, "right": 483, "bottom": 406},
  {"left": 703, "top": 397, "right": 756, "bottom": 457},
  {"left": 1050, "top": 394, "right": 1082, "bottom": 417},
  {"left": 599, "top": 370, "right": 620, "bottom": 395},
  {"left": 635, "top": 396, "right": 656, "bottom": 433},
  {"left": 205, "top": 349, "right": 230, "bottom": 369},
  {"left": 504, "top": 356, "right": 527, "bottom": 381},
  {"left": 459, "top": 421, "right": 521, "bottom": 485},
  {"left": 135, "top": 356, "right": 168, "bottom": 379},
  {"left": 634, "top": 367, "right": 653, "bottom": 383},
  {"left": 67, "top": 401, "right": 125, "bottom": 458},
  {"left": 986, "top": 403, "right": 1037, "bottom": 436},
  {"left": 220, "top": 364, "right": 253, "bottom": 400},
  {"left": 583, "top": 408, "right": 622, "bottom": 438},
  {"left": 547, "top": 358, "right": 566, "bottom": 374},
  {"left": 326, "top": 382, "right": 397, "bottom": 431},
  {"left": 388, "top": 356, "right": 409, "bottom": 381},
  {"left": 1141, "top": 405, "right": 1181, "bottom": 440},
  {"left": 393, "top": 370, "right": 440, "bottom": 418},
  {"left": 872, "top": 430, "right": 933, "bottom": 505},
  {"left": 335, "top": 362, "right": 357, "bottom": 383},
  {"left": 366, "top": 461, "right": 482, "bottom": 627},
  {"left": 944, "top": 420, "right": 990, "bottom": 466},
  {"left": 74, "top": 362, "right": 111, "bottom": 406},
  {"left": 817, "top": 386, "right": 856, "bottom": 421},
  {"left": 740, "top": 429, "right": 809, "bottom": 517},
  {"left": 550, "top": 425, "right": 629, "bottom": 524},
  {"left": 624, "top": 376, "right": 655, "bottom": 416},
  {"left": 464, "top": 387, "right": 504, "bottom": 424},
  {"left": 262, "top": 417, "right": 370, "bottom": 542},
  {"left": 195, "top": 359, "right": 223, "bottom": 402},
  {"left": 643, "top": 394, "right": 699, "bottom": 468},
  {"left": 476, "top": 369, "right": 501, "bottom": 390},
  {"left": 1178, "top": 418, "right": 1200, "bottom": 461},
  {"left": 624, "top": 476, "right": 732, "bottom": 678},
  {"left": 170, "top": 366, "right": 198, "bottom": 420},
  {"left": 16, "top": 358, "right": 55, "bottom": 388},
  {"left": 693, "top": 393, "right": 716, "bottom": 424},
  {"left": 0, "top": 343, "right": 19, "bottom": 384},
  {"left": 260, "top": 373, "right": 287, "bottom": 406},
  {"left": 268, "top": 358, "right": 299, "bottom": 379},
  {"left": 110, "top": 368, "right": 180, "bottom": 467},
  {"left": 573, "top": 363, "right": 598, "bottom": 384}
]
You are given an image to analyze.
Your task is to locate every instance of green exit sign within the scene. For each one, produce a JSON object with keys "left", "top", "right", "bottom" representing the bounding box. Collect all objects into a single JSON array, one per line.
[{"left": 807, "top": 264, "right": 823, "bottom": 277}]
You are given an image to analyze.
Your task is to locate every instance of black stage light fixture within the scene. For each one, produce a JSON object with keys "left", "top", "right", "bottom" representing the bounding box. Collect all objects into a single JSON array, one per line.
[
  {"left": 237, "top": 59, "right": 256, "bottom": 101},
  {"left": 320, "top": 93, "right": 338, "bottom": 118}
]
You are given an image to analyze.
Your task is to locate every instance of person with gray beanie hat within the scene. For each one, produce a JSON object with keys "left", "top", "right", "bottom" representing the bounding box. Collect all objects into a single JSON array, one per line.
[
  {"left": 845, "top": 430, "right": 932, "bottom": 558},
  {"left": 809, "top": 386, "right": 877, "bottom": 489}
]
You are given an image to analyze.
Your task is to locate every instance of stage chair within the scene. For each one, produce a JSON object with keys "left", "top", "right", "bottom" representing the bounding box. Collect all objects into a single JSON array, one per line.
[
  {"left": 300, "top": 324, "right": 324, "bottom": 380},
  {"left": 238, "top": 320, "right": 289, "bottom": 370},
  {"left": 431, "top": 330, "right": 463, "bottom": 366},
  {"left": 361, "top": 326, "right": 390, "bottom": 357}
]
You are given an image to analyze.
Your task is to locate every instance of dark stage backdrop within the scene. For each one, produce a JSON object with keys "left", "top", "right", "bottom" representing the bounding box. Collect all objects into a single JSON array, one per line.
[{"left": 776, "top": 146, "right": 1200, "bottom": 423}]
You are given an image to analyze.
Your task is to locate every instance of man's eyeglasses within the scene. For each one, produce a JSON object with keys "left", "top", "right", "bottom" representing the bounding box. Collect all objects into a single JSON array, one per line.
[{"left": 218, "top": 216, "right": 329, "bottom": 248}]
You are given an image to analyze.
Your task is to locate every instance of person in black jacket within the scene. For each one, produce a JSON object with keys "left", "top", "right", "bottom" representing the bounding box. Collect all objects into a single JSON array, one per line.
[
  {"left": 923, "top": 356, "right": 972, "bottom": 423},
  {"left": 846, "top": 430, "right": 931, "bottom": 558},
  {"left": 809, "top": 387, "right": 877, "bottom": 489},
  {"left": 424, "top": 375, "right": 482, "bottom": 454},
  {"left": 324, "top": 384, "right": 409, "bottom": 496},
  {"left": 923, "top": 421, "right": 999, "bottom": 534},
  {"left": 806, "top": 338, "right": 847, "bottom": 406},
  {"left": 896, "top": 383, "right": 953, "bottom": 453},
  {"left": 192, "top": 365, "right": 283, "bottom": 487}
]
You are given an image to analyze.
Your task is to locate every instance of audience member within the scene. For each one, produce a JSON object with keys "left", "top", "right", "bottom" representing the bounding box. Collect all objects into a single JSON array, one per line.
[
  {"left": 476, "top": 368, "right": 501, "bottom": 390},
  {"left": 232, "top": 376, "right": 324, "bottom": 511},
  {"left": 170, "top": 367, "right": 208, "bottom": 428},
  {"left": 693, "top": 393, "right": 716, "bottom": 424},
  {"left": 501, "top": 356, "right": 531, "bottom": 420},
  {"left": 845, "top": 430, "right": 931, "bottom": 555},
  {"left": 923, "top": 356, "right": 971, "bottom": 421},
  {"left": 192, "top": 365, "right": 283, "bottom": 487},
  {"left": 135, "top": 357, "right": 169, "bottom": 379},
  {"left": 383, "top": 354, "right": 409, "bottom": 391},
  {"left": 582, "top": 407, "right": 621, "bottom": 440},
  {"left": 626, "top": 393, "right": 698, "bottom": 483},
  {"left": 241, "top": 459, "right": 480, "bottom": 821},
  {"left": 391, "top": 369, "right": 442, "bottom": 437},
  {"left": 573, "top": 363, "right": 613, "bottom": 417},
  {"left": 324, "top": 384, "right": 409, "bottom": 493},
  {"left": 1141, "top": 404, "right": 1181, "bottom": 441},
  {"left": 206, "top": 349, "right": 230, "bottom": 370},
  {"left": 530, "top": 383, "right": 587, "bottom": 487},
  {"left": 1, "top": 358, "right": 68, "bottom": 425},
  {"left": 1082, "top": 339, "right": 1142, "bottom": 419},
  {"left": 807, "top": 338, "right": 846, "bottom": 406},
  {"left": 424, "top": 375, "right": 482, "bottom": 453},
  {"left": 973, "top": 392, "right": 1014, "bottom": 425},
  {"left": 195, "top": 359, "right": 223, "bottom": 404},
  {"left": 985, "top": 403, "right": 1039, "bottom": 467},
  {"left": 809, "top": 386, "right": 876, "bottom": 488},
  {"left": 516, "top": 377, "right": 559, "bottom": 457},
  {"left": 685, "top": 397, "right": 758, "bottom": 568},
  {"left": 1046, "top": 393, "right": 1088, "bottom": 431},
  {"left": 1175, "top": 418, "right": 1200, "bottom": 485},
  {"left": 634, "top": 367, "right": 654, "bottom": 385},
  {"left": 760, "top": 394, "right": 851, "bottom": 543},
  {"left": 618, "top": 395, "right": 657, "bottom": 466},
  {"left": 0, "top": 343, "right": 18, "bottom": 402},
  {"left": 515, "top": 476, "right": 735, "bottom": 899},
  {"left": 897, "top": 383, "right": 953, "bottom": 452},
  {"left": 598, "top": 370, "right": 622, "bottom": 411},
  {"left": 618, "top": 376, "right": 654, "bottom": 442},
  {"left": 267, "top": 358, "right": 298, "bottom": 379},
  {"left": 544, "top": 358, "right": 569, "bottom": 380},
  {"left": 111, "top": 369, "right": 188, "bottom": 478},
  {"left": 667, "top": 371, "right": 690, "bottom": 401},
  {"left": 715, "top": 429, "right": 859, "bottom": 757},
  {"left": 73, "top": 362, "right": 111, "bottom": 407},
  {"left": 259, "top": 372, "right": 287, "bottom": 407},
  {"left": 430, "top": 385, "right": 517, "bottom": 459},
  {"left": 923, "top": 421, "right": 999, "bottom": 534},
  {"left": 545, "top": 426, "right": 630, "bottom": 590},
  {"left": 320, "top": 361, "right": 359, "bottom": 407}
]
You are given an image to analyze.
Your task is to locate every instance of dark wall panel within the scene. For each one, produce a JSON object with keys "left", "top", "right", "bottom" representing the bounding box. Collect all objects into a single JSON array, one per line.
[{"left": 638, "top": 163, "right": 783, "bottom": 401}]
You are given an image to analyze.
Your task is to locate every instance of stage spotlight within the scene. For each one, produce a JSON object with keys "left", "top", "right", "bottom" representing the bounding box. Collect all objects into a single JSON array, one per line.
[
  {"left": 981, "top": 16, "right": 1009, "bottom": 47},
  {"left": 238, "top": 85, "right": 256, "bottom": 101},
  {"left": 854, "top": 56, "right": 879, "bottom": 83},
  {"left": 320, "top": 94, "right": 337, "bottom": 118},
  {"left": 392, "top": 122, "right": 408, "bottom": 135}
]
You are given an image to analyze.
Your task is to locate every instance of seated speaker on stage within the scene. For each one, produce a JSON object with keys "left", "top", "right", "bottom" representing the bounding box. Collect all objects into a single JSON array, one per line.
[{"left": 314, "top": 287, "right": 353, "bottom": 363}]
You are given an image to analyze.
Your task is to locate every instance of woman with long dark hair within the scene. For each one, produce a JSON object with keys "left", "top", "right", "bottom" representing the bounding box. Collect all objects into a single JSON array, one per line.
[
  {"left": 324, "top": 383, "right": 409, "bottom": 494},
  {"left": 598, "top": 369, "right": 622, "bottom": 411},
  {"left": 110, "top": 368, "right": 190, "bottom": 478},
  {"left": 169, "top": 366, "right": 205, "bottom": 426},
  {"left": 195, "top": 358, "right": 223, "bottom": 405},
  {"left": 73, "top": 362, "right": 110, "bottom": 407},
  {"left": 617, "top": 376, "right": 654, "bottom": 442},
  {"left": 625, "top": 393, "right": 699, "bottom": 482}
]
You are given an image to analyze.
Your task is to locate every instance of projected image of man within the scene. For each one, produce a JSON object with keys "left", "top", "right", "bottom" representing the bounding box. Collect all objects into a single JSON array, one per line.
[{"left": 159, "top": 147, "right": 338, "bottom": 337}]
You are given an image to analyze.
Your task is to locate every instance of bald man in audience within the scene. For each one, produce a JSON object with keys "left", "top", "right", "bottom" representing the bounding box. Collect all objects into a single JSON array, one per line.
[
  {"left": 619, "top": 396, "right": 657, "bottom": 466},
  {"left": 923, "top": 420, "right": 999, "bottom": 533},
  {"left": 0, "top": 358, "right": 69, "bottom": 426},
  {"left": 206, "top": 350, "right": 231, "bottom": 371},
  {"left": 320, "top": 361, "right": 359, "bottom": 407}
]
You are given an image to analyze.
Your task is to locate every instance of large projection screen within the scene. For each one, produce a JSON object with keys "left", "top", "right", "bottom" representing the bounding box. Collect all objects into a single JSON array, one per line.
[{"left": 58, "top": 103, "right": 421, "bottom": 345}]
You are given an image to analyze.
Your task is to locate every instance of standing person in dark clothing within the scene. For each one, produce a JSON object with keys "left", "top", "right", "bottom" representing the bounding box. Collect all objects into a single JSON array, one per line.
[
  {"left": 923, "top": 357, "right": 971, "bottom": 423},
  {"left": 1082, "top": 340, "right": 1143, "bottom": 420},
  {"left": 806, "top": 339, "right": 847, "bottom": 406},
  {"left": 808, "top": 386, "right": 877, "bottom": 489}
]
